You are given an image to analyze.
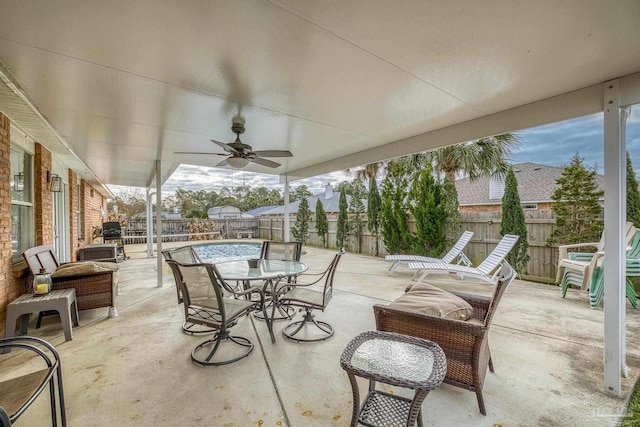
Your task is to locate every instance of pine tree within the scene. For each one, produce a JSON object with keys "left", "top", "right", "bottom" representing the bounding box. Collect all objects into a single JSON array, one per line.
[
  {"left": 349, "top": 180, "right": 367, "bottom": 253},
  {"left": 291, "top": 196, "right": 311, "bottom": 244},
  {"left": 409, "top": 163, "right": 446, "bottom": 257},
  {"left": 380, "top": 161, "right": 412, "bottom": 254},
  {"left": 500, "top": 167, "right": 530, "bottom": 273},
  {"left": 336, "top": 192, "right": 349, "bottom": 249},
  {"left": 548, "top": 154, "right": 604, "bottom": 245},
  {"left": 315, "top": 199, "right": 328, "bottom": 248},
  {"left": 627, "top": 151, "right": 640, "bottom": 228},
  {"left": 440, "top": 177, "right": 461, "bottom": 248},
  {"left": 367, "top": 178, "right": 382, "bottom": 256}
]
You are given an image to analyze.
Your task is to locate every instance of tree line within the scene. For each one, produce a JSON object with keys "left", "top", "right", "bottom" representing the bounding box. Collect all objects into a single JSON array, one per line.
[{"left": 110, "top": 133, "right": 640, "bottom": 278}]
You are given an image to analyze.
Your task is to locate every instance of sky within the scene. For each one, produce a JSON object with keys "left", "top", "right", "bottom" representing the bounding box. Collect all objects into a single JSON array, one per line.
[{"left": 108, "top": 105, "right": 640, "bottom": 198}]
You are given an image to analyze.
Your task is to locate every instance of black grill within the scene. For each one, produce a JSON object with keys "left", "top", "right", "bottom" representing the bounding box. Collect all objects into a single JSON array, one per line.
[
  {"left": 102, "top": 222, "right": 128, "bottom": 260},
  {"left": 102, "top": 222, "right": 122, "bottom": 241}
]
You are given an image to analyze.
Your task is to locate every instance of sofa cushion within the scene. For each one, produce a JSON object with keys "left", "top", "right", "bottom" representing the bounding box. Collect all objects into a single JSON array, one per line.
[
  {"left": 390, "top": 282, "right": 474, "bottom": 321},
  {"left": 52, "top": 261, "right": 119, "bottom": 279}
]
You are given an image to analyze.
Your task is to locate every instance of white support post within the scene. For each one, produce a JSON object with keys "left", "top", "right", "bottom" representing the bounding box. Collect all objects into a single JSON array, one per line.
[
  {"left": 146, "top": 188, "right": 155, "bottom": 258},
  {"left": 283, "top": 177, "right": 290, "bottom": 241},
  {"left": 156, "top": 160, "right": 163, "bottom": 287},
  {"left": 603, "top": 79, "right": 626, "bottom": 395}
]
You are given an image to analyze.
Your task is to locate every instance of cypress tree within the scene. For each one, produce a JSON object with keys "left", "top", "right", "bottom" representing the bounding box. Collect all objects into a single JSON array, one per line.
[
  {"left": 336, "top": 192, "right": 349, "bottom": 249},
  {"left": 367, "top": 178, "right": 382, "bottom": 256},
  {"left": 380, "top": 161, "right": 412, "bottom": 254},
  {"left": 315, "top": 199, "right": 328, "bottom": 248},
  {"left": 548, "top": 154, "right": 603, "bottom": 245},
  {"left": 627, "top": 151, "right": 640, "bottom": 227},
  {"left": 440, "top": 177, "right": 461, "bottom": 248},
  {"left": 409, "top": 163, "right": 446, "bottom": 257},
  {"left": 292, "top": 196, "right": 311, "bottom": 244},
  {"left": 500, "top": 167, "right": 530, "bottom": 273},
  {"left": 349, "top": 181, "right": 367, "bottom": 253}
]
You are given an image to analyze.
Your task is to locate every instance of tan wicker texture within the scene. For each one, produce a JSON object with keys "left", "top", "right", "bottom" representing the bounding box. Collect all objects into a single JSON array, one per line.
[{"left": 374, "top": 263, "right": 514, "bottom": 416}]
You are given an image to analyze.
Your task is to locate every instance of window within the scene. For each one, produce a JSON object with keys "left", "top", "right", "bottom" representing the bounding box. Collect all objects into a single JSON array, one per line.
[
  {"left": 10, "top": 146, "right": 34, "bottom": 262},
  {"left": 522, "top": 204, "right": 538, "bottom": 210},
  {"left": 489, "top": 175, "right": 505, "bottom": 200}
]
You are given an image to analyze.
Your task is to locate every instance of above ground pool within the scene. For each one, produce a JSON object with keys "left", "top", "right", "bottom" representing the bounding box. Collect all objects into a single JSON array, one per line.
[{"left": 191, "top": 241, "right": 262, "bottom": 263}]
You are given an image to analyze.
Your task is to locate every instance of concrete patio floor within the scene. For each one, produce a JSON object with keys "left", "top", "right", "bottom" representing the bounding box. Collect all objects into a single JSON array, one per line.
[{"left": 5, "top": 241, "right": 640, "bottom": 426}]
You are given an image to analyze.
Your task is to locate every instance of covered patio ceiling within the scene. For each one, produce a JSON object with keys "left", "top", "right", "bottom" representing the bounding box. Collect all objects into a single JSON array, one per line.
[{"left": 1, "top": 1, "right": 639, "bottom": 195}]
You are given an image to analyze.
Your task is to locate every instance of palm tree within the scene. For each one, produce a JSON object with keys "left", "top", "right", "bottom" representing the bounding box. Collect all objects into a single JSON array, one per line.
[
  {"left": 402, "top": 133, "right": 519, "bottom": 181},
  {"left": 344, "top": 162, "right": 388, "bottom": 189}
]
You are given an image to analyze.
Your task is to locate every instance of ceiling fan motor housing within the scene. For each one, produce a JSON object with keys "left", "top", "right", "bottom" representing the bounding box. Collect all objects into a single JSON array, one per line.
[{"left": 231, "top": 122, "right": 245, "bottom": 135}]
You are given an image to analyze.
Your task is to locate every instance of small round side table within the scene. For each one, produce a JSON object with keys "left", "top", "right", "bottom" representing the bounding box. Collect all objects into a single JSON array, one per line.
[{"left": 340, "top": 330, "right": 447, "bottom": 427}]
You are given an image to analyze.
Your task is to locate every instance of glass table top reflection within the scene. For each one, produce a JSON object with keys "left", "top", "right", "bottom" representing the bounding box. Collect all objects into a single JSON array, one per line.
[{"left": 215, "top": 259, "right": 308, "bottom": 281}]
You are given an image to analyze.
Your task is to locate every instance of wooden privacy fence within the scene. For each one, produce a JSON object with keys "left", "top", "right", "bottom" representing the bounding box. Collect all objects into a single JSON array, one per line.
[
  {"left": 121, "top": 219, "right": 259, "bottom": 243},
  {"left": 259, "top": 211, "right": 560, "bottom": 283},
  {"left": 120, "top": 212, "right": 560, "bottom": 282}
]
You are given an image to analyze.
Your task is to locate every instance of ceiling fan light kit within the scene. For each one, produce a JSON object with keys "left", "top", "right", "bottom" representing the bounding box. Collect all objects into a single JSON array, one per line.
[
  {"left": 175, "top": 120, "right": 293, "bottom": 169},
  {"left": 226, "top": 156, "right": 250, "bottom": 168}
]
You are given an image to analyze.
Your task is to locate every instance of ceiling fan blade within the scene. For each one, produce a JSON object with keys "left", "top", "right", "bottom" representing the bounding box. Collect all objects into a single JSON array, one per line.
[
  {"left": 175, "top": 151, "right": 227, "bottom": 156},
  {"left": 250, "top": 157, "right": 281, "bottom": 168},
  {"left": 252, "top": 150, "right": 293, "bottom": 158},
  {"left": 211, "top": 139, "right": 240, "bottom": 154},
  {"left": 216, "top": 158, "right": 229, "bottom": 167}
]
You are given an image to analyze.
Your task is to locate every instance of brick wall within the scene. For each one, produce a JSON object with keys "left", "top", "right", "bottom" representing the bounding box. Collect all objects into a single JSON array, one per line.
[
  {"left": 460, "top": 202, "right": 553, "bottom": 213},
  {"left": 34, "top": 143, "right": 53, "bottom": 245},
  {"left": 0, "top": 113, "right": 29, "bottom": 334},
  {"left": 69, "top": 170, "right": 78, "bottom": 261},
  {"left": 79, "top": 180, "right": 107, "bottom": 248}
]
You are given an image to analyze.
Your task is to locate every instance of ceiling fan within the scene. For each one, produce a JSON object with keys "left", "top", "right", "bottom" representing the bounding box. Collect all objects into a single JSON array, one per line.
[{"left": 175, "top": 121, "right": 293, "bottom": 168}]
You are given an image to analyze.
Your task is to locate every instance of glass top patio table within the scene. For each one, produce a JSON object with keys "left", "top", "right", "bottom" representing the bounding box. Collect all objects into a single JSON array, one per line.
[{"left": 215, "top": 259, "right": 308, "bottom": 282}]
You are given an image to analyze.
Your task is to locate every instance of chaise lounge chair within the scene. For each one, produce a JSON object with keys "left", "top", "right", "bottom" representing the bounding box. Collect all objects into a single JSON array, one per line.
[
  {"left": 408, "top": 234, "right": 519, "bottom": 284},
  {"left": 385, "top": 231, "right": 473, "bottom": 277}
]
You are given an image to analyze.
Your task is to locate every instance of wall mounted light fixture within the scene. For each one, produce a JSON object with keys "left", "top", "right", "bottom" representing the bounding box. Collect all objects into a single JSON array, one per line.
[
  {"left": 49, "top": 174, "right": 62, "bottom": 192},
  {"left": 13, "top": 172, "right": 24, "bottom": 191}
]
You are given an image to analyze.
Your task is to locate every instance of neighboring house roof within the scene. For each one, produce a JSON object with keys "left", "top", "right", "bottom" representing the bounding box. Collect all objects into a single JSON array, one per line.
[
  {"left": 245, "top": 205, "right": 281, "bottom": 217},
  {"left": 261, "top": 191, "right": 367, "bottom": 215},
  {"left": 455, "top": 162, "right": 605, "bottom": 206}
]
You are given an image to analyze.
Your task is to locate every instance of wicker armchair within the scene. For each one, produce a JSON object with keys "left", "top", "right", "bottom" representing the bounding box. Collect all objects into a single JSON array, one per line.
[
  {"left": 22, "top": 245, "right": 118, "bottom": 318},
  {"left": 373, "top": 263, "right": 515, "bottom": 416}
]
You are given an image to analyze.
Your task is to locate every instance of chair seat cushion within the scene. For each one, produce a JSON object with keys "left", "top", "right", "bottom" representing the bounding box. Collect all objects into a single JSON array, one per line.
[
  {"left": 52, "top": 261, "right": 119, "bottom": 278},
  {"left": 390, "top": 282, "right": 474, "bottom": 321}
]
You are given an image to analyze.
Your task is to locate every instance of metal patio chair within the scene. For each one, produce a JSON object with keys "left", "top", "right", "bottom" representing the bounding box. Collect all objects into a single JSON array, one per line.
[
  {"left": 0, "top": 336, "right": 66, "bottom": 426},
  {"left": 277, "top": 249, "right": 344, "bottom": 342},
  {"left": 162, "top": 246, "right": 216, "bottom": 335},
  {"left": 164, "top": 259, "right": 269, "bottom": 366}
]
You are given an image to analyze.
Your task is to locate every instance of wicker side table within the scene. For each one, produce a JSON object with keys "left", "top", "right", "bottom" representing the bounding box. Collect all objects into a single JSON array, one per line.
[{"left": 340, "top": 331, "right": 446, "bottom": 427}]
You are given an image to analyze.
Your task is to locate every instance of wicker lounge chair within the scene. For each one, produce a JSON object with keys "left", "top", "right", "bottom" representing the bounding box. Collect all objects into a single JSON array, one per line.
[
  {"left": 408, "top": 234, "right": 519, "bottom": 284},
  {"left": 373, "top": 263, "right": 515, "bottom": 415},
  {"left": 385, "top": 231, "right": 473, "bottom": 277},
  {"left": 22, "top": 245, "right": 118, "bottom": 317}
]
